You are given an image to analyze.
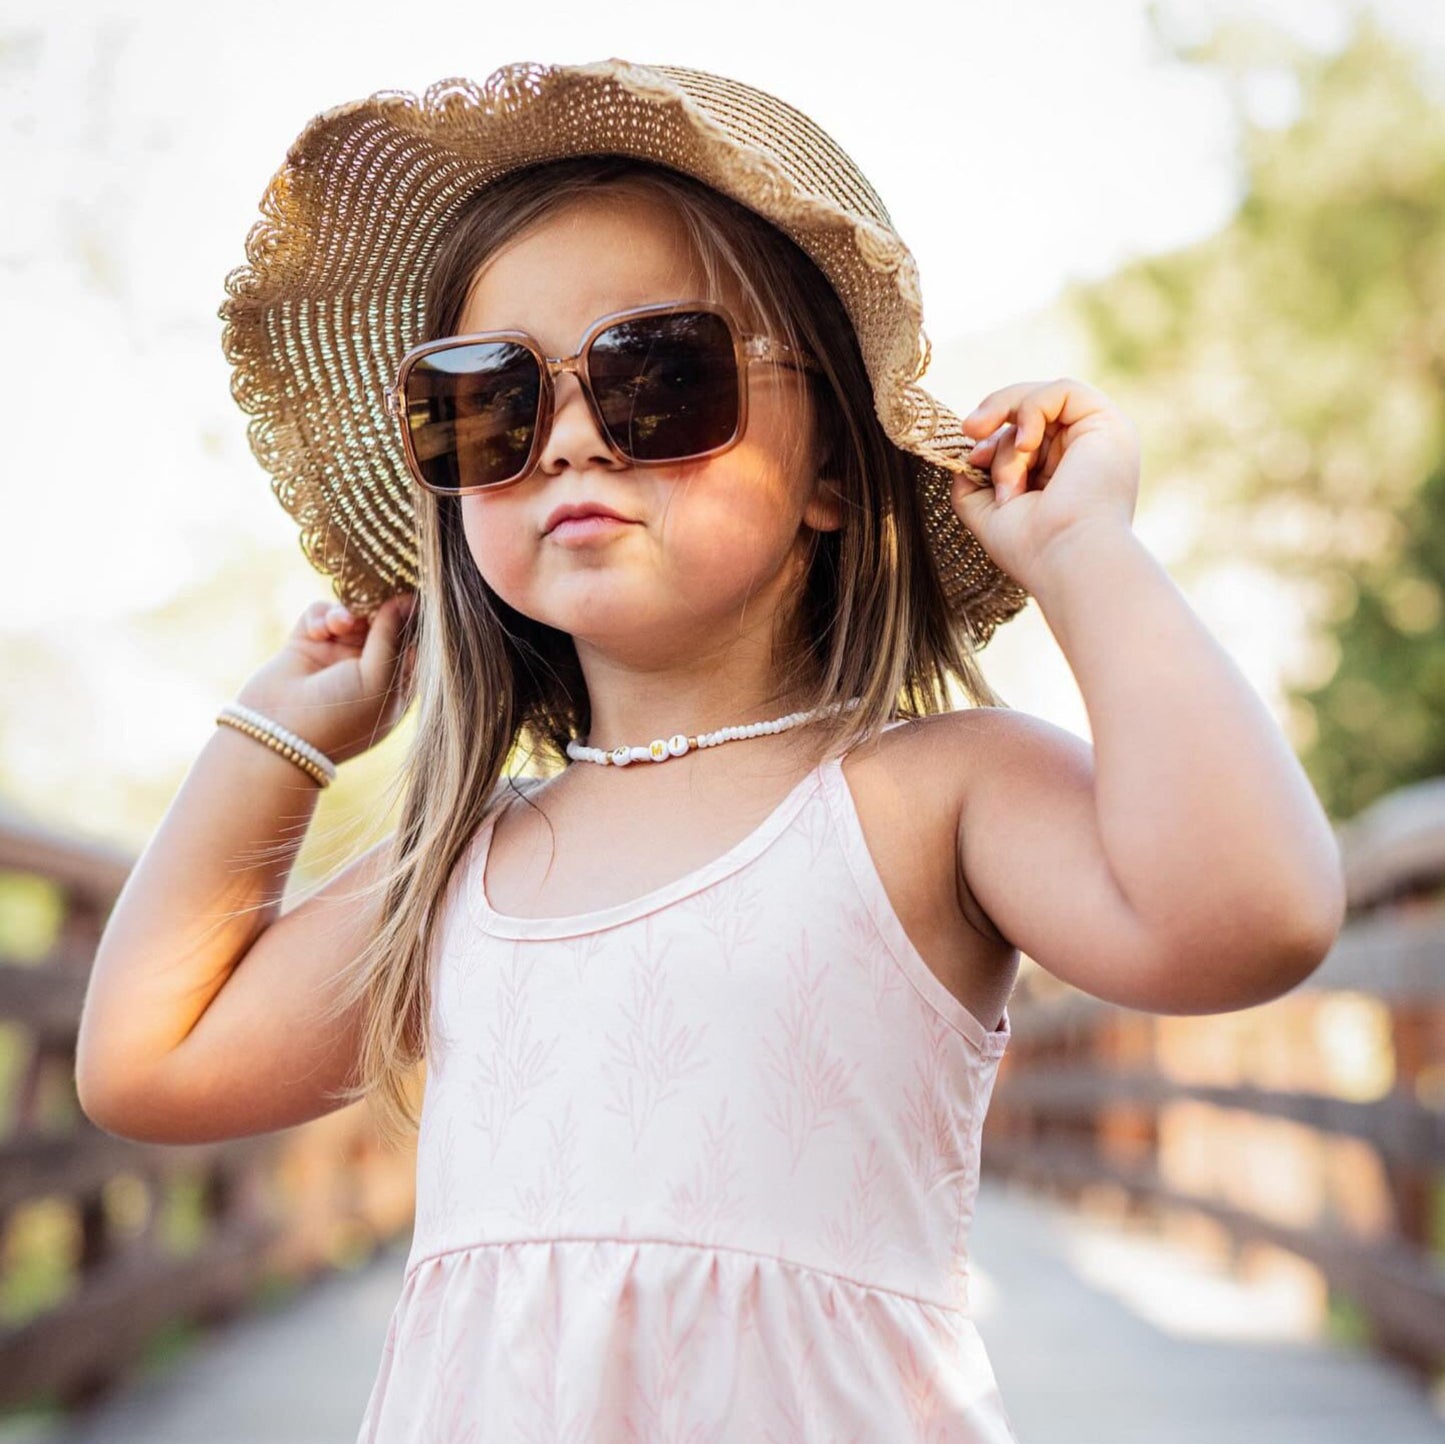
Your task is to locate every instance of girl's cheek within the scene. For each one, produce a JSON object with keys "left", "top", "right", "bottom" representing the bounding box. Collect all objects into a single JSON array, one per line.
[{"left": 461, "top": 505, "right": 534, "bottom": 594}]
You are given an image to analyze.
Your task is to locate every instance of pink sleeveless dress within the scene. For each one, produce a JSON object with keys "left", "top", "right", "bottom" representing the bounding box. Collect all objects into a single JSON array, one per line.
[{"left": 356, "top": 727, "right": 1019, "bottom": 1442}]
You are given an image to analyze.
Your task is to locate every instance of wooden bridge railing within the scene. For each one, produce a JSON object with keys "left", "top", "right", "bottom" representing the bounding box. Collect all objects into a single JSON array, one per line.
[
  {"left": 4, "top": 775, "right": 1445, "bottom": 1416},
  {"left": 984, "top": 776, "right": 1445, "bottom": 1384},
  {"left": 0, "top": 805, "right": 419, "bottom": 1416}
]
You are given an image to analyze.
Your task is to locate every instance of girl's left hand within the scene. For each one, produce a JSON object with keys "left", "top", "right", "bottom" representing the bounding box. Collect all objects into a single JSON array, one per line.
[{"left": 951, "top": 378, "right": 1141, "bottom": 591}]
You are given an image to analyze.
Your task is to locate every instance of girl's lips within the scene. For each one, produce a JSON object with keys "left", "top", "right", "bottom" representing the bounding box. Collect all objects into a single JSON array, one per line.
[{"left": 546, "top": 514, "right": 637, "bottom": 545}]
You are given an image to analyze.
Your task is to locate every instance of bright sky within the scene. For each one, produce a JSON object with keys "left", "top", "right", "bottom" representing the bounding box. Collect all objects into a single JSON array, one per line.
[{"left": 1, "top": 0, "right": 1441, "bottom": 814}]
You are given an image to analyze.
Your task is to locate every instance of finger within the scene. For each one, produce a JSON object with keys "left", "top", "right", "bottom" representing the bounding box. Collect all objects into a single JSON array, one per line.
[
  {"left": 966, "top": 421, "right": 1014, "bottom": 470},
  {"left": 993, "top": 427, "right": 1033, "bottom": 502},
  {"left": 1043, "top": 425, "right": 1067, "bottom": 478},
  {"left": 960, "top": 383, "right": 1049, "bottom": 436},
  {"left": 964, "top": 377, "right": 1110, "bottom": 441},
  {"left": 1013, "top": 403, "right": 1042, "bottom": 456},
  {"left": 966, "top": 435, "right": 996, "bottom": 468},
  {"left": 318, "top": 604, "right": 364, "bottom": 642},
  {"left": 299, "top": 601, "right": 344, "bottom": 641},
  {"left": 359, "top": 592, "right": 418, "bottom": 682}
]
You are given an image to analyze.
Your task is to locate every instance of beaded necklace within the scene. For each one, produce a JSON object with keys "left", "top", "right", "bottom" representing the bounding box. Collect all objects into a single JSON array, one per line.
[{"left": 566, "top": 697, "right": 864, "bottom": 767}]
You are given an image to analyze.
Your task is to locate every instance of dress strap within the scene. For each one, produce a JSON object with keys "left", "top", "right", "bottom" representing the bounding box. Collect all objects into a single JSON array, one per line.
[{"left": 818, "top": 717, "right": 1011, "bottom": 1056}]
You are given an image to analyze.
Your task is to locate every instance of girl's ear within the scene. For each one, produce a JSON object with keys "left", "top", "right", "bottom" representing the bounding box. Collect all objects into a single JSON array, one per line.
[{"left": 803, "top": 475, "right": 845, "bottom": 533}]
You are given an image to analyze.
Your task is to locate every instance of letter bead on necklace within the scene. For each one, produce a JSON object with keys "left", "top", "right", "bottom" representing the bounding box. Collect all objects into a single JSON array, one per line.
[{"left": 565, "top": 699, "right": 861, "bottom": 767}]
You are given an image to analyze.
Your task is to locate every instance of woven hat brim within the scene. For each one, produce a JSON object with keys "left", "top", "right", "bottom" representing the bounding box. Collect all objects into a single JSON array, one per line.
[{"left": 218, "top": 58, "right": 1030, "bottom": 644}]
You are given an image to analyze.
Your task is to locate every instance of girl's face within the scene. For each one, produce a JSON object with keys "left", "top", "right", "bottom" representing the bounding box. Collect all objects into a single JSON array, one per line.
[{"left": 455, "top": 192, "right": 841, "bottom": 667}]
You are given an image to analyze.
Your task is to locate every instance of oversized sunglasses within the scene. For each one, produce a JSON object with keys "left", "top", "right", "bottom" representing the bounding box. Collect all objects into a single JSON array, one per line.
[{"left": 383, "top": 300, "right": 821, "bottom": 496}]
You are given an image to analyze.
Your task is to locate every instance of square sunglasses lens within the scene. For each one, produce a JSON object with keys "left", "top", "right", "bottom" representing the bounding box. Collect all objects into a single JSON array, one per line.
[
  {"left": 404, "top": 341, "right": 540, "bottom": 491},
  {"left": 587, "top": 311, "right": 739, "bottom": 461}
]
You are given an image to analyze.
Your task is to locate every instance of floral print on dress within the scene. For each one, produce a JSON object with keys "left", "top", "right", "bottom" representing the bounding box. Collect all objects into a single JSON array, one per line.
[
  {"left": 356, "top": 733, "right": 1017, "bottom": 1443},
  {"left": 601, "top": 917, "right": 711, "bottom": 1152},
  {"left": 901, "top": 1010, "right": 970, "bottom": 1198},
  {"left": 509, "top": 1095, "right": 584, "bottom": 1232},
  {"left": 818, "top": 1137, "right": 889, "bottom": 1277},
  {"left": 469, "top": 943, "right": 564, "bottom": 1165},
  {"left": 662, "top": 1097, "right": 746, "bottom": 1244},
  {"left": 759, "top": 930, "right": 862, "bottom": 1174},
  {"left": 684, "top": 869, "right": 766, "bottom": 973}
]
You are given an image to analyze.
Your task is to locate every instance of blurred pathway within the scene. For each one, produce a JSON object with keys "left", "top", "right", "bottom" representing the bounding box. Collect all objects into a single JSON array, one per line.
[
  {"left": 12, "top": 1177, "right": 1442, "bottom": 1444},
  {"left": 972, "top": 1178, "right": 1443, "bottom": 1443}
]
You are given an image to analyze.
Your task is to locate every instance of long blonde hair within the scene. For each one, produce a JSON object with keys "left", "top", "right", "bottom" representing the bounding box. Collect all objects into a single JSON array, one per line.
[{"left": 319, "top": 154, "right": 1008, "bottom": 1147}]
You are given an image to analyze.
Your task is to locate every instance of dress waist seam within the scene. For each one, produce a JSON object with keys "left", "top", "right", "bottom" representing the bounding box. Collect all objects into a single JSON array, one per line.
[{"left": 405, "top": 1232, "right": 967, "bottom": 1314}]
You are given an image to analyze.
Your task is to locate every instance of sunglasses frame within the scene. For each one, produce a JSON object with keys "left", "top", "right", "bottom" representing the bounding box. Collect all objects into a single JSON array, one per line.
[{"left": 383, "top": 299, "right": 822, "bottom": 497}]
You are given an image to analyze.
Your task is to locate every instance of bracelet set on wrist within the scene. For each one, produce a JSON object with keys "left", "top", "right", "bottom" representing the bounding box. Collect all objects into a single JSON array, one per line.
[{"left": 215, "top": 702, "right": 339, "bottom": 788}]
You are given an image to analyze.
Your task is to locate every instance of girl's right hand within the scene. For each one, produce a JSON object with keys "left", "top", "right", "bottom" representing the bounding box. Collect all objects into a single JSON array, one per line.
[{"left": 232, "top": 593, "right": 420, "bottom": 766}]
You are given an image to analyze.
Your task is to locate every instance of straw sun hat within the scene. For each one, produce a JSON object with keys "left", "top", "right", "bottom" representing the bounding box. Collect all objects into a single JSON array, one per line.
[{"left": 218, "top": 57, "right": 1030, "bottom": 644}]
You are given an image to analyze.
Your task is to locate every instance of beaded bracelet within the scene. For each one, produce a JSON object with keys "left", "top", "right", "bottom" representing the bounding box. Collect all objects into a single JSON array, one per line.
[{"left": 215, "top": 702, "right": 339, "bottom": 789}]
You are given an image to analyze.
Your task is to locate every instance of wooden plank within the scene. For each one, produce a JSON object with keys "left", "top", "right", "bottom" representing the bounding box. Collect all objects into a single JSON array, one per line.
[
  {"left": 0, "top": 1217, "right": 279, "bottom": 1407},
  {"left": 995, "top": 1065, "right": 1445, "bottom": 1165},
  {"left": 0, "top": 961, "right": 89, "bottom": 1042},
  {"left": 1302, "top": 909, "right": 1445, "bottom": 997},
  {"left": 0, "top": 808, "right": 133, "bottom": 902},
  {"left": 0, "top": 1127, "right": 277, "bottom": 1215}
]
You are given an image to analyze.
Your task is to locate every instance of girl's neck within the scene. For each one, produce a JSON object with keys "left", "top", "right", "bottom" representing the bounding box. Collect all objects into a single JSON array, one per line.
[{"left": 580, "top": 686, "right": 824, "bottom": 758}]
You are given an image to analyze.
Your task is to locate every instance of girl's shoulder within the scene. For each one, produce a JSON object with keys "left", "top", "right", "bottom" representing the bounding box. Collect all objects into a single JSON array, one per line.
[{"left": 483, "top": 771, "right": 550, "bottom": 819}]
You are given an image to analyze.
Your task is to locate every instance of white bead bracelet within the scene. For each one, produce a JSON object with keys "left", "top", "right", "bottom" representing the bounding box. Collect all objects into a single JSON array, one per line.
[{"left": 216, "top": 702, "right": 339, "bottom": 787}]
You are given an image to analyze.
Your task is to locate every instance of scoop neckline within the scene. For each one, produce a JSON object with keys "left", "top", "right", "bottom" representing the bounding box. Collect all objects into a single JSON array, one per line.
[{"left": 470, "top": 754, "right": 835, "bottom": 939}]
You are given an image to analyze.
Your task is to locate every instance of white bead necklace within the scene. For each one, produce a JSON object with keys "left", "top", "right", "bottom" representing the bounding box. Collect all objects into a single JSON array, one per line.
[{"left": 566, "top": 697, "right": 862, "bottom": 767}]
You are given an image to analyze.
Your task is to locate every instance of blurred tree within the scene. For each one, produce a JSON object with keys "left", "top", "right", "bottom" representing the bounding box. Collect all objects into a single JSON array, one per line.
[
  {"left": 1064, "top": 7, "right": 1445, "bottom": 820},
  {"left": 1294, "top": 459, "right": 1445, "bottom": 818}
]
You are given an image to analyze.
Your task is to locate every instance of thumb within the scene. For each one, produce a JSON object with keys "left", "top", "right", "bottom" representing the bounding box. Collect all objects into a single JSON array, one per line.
[
  {"left": 951, "top": 469, "right": 996, "bottom": 526},
  {"left": 359, "top": 592, "right": 418, "bottom": 685}
]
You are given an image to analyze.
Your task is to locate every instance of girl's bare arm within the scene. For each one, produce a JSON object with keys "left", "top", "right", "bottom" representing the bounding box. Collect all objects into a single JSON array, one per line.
[
  {"left": 76, "top": 594, "right": 418, "bottom": 1142},
  {"left": 75, "top": 723, "right": 395, "bottom": 1142},
  {"left": 949, "top": 380, "right": 1346, "bottom": 1013},
  {"left": 955, "top": 524, "right": 1346, "bottom": 1014}
]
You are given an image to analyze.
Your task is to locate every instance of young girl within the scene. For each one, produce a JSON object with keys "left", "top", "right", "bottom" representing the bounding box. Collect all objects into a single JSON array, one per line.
[{"left": 77, "top": 60, "right": 1346, "bottom": 1441}]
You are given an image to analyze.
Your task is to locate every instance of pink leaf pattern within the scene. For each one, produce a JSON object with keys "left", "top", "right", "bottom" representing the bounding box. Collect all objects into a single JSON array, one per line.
[
  {"left": 759, "top": 931, "right": 860, "bottom": 1173},
  {"left": 398, "top": 1259, "right": 448, "bottom": 1351},
  {"left": 509, "top": 1096, "right": 583, "bottom": 1231},
  {"left": 839, "top": 899, "right": 905, "bottom": 1012},
  {"left": 469, "top": 943, "right": 563, "bottom": 1166},
  {"left": 795, "top": 795, "right": 834, "bottom": 871},
  {"left": 760, "top": 1291, "right": 865, "bottom": 1444},
  {"left": 515, "top": 1246, "right": 594, "bottom": 1444},
  {"left": 601, "top": 918, "right": 711, "bottom": 1151},
  {"left": 356, "top": 741, "right": 1018, "bottom": 1442},
  {"left": 686, "top": 874, "right": 764, "bottom": 973},
  {"left": 901, "top": 1011, "right": 965, "bottom": 1197},
  {"left": 416, "top": 1112, "right": 461, "bottom": 1238},
  {"left": 819, "top": 1137, "right": 888, "bottom": 1277},
  {"left": 422, "top": 1291, "right": 488, "bottom": 1444},
  {"left": 662, "top": 1098, "right": 746, "bottom": 1242},
  {"left": 620, "top": 1281, "right": 729, "bottom": 1444},
  {"left": 566, "top": 929, "right": 609, "bottom": 983},
  {"left": 895, "top": 1325, "right": 975, "bottom": 1444}
]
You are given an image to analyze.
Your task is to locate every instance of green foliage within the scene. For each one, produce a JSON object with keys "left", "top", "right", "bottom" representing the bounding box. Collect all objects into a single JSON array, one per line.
[
  {"left": 1070, "top": 9, "right": 1445, "bottom": 821},
  {"left": 1434, "top": 1172, "right": 1445, "bottom": 1260},
  {"left": 1293, "top": 462, "right": 1445, "bottom": 817},
  {"left": 1325, "top": 1285, "right": 1373, "bottom": 1347},
  {"left": 0, "top": 1199, "right": 77, "bottom": 1328},
  {"left": 157, "top": 1174, "right": 208, "bottom": 1258}
]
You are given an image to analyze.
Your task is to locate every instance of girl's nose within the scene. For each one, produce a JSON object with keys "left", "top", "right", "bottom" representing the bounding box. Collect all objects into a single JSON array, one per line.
[{"left": 536, "top": 371, "right": 626, "bottom": 476}]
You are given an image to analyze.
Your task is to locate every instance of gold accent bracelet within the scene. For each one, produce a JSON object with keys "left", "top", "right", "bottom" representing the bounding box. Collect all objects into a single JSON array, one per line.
[{"left": 215, "top": 702, "right": 338, "bottom": 789}]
